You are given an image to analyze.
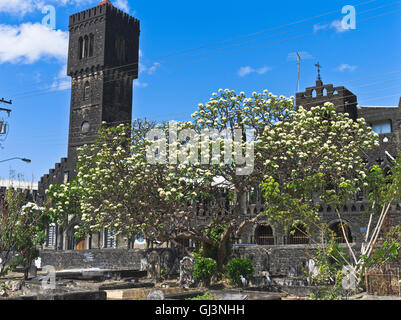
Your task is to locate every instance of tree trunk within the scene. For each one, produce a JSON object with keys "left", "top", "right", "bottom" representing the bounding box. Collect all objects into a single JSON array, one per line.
[{"left": 216, "top": 242, "right": 227, "bottom": 272}]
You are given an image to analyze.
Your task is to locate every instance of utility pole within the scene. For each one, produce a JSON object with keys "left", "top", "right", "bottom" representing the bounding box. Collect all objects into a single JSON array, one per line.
[
  {"left": 0, "top": 98, "right": 12, "bottom": 116},
  {"left": 0, "top": 97, "right": 12, "bottom": 140},
  {"left": 296, "top": 52, "right": 301, "bottom": 93}
]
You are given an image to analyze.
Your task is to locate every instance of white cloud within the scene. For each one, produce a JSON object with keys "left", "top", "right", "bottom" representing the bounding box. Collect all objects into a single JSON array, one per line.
[
  {"left": 139, "top": 60, "right": 161, "bottom": 75},
  {"left": 238, "top": 65, "right": 271, "bottom": 77},
  {"left": 0, "top": 0, "right": 40, "bottom": 15},
  {"left": 313, "top": 23, "right": 329, "bottom": 33},
  {"left": 133, "top": 80, "right": 148, "bottom": 88},
  {"left": 330, "top": 20, "right": 349, "bottom": 33},
  {"left": 313, "top": 19, "right": 352, "bottom": 34},
  {"left": 337, "top": 64, "right": 357, "bottom": 72},
  {"left": 0, "top": 0, "right": 96, "bottom": 16},
  {"left": 114, "top": 0, "right": 130, "bottom": 13},
  {"left": 0, "top": 23, "right": 68, "bottom": 64},
  {"left": 51, "top": 64, "right": 70, "bottom": 91}
]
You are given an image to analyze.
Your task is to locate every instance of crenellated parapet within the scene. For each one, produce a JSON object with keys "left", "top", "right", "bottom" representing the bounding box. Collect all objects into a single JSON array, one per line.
[{"left": 38, "top": 157, "right": 70, "bottom": 202}]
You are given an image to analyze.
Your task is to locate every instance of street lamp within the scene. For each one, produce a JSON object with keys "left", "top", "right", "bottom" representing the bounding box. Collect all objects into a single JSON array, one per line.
[{"left": 0, "top": 157, "right": 31, "bottom": 163}]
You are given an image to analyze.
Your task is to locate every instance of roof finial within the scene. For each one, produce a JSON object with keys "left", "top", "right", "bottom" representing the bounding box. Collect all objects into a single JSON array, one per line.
[
  {"left": 315, "top": 62, "right": 322, "bottom": 81},
  {"left": 97, "top": 0, "right": 114, "bottom": 7}
]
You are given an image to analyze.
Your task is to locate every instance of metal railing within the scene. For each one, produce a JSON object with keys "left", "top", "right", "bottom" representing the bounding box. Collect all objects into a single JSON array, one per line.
[{"left": 366, "top": 268, "right": 401, "bottom": 297}]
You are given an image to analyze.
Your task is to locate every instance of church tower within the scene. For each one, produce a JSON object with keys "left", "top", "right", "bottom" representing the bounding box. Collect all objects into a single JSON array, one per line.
[
  {"left": 296, "top": 64, "right": 358, "bottom": 121},
  {"left": 39, "top": 0, "right": 140, "bottom": 198},
  {"left": 66, "top": 0, "right": 140, "bottom": 178}
]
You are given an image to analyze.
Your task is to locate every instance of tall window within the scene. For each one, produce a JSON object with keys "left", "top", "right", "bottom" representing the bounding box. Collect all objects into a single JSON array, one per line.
[
  {"left": 79, "top": 35, "right": 94, "bottom": 59},
  {"left": 46, "top": 224, "right": 56, "bottom": 247},
  {"left": 84, "top": 82, "right": 90, "bottom": 101},
  {"left": 64, "top": 171, "right": 69, "bottom": 184},
  {"left": 78, "top": 37, "right": 83, "bottom": 59},
  {"left": 89, "top": 34, "right": 94, "bottom": 57},
  {"left": 83, "top": 35, "right": 89, "bottom": 58},
  {"left": 105, "top": 229, "right": 116, "bottom": 248}
]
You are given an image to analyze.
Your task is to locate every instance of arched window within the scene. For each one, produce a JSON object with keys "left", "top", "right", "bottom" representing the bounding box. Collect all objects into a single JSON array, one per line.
[
  {"left": 288, "top": 223, "right": 309, "bottom": 244},
  {"left": 89, "top": 34, "right": 94, "bottom": 57},
  {"left": 83, "top": 35, "right": 89, "bottom": 58},
  {"left": 84, "top": 81, "right": 90, "bottom": 101},
  {"left": 81, "top": 121, "right": 90, "bottom": 133},
  {"left": 312, "top": 89, "right": 317, "bottom": 98},
  {"left": 329, "top": 222, "right": 353, "bottom": 243},
  {"left": 255, "top": 225, "right": 274, "bottom": 245},
  {"left": 78, "top": 37, "right": 83, "bottom": 59}
]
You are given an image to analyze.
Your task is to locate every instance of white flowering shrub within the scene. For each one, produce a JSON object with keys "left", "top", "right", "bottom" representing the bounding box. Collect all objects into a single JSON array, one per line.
[
  {"left": 259, "top": 103, "right": 379, "bottom": 227},
  {"left": 0, "top": 188, "right": 50, "bottom": 279}
]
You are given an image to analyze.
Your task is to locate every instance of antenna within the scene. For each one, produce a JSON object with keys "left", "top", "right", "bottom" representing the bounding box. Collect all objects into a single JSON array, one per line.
[{"left": 296, "top": 52, "right": 301, "bottom": 93}]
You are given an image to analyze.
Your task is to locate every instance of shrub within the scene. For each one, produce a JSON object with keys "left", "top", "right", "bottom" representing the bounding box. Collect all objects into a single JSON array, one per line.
[
  {"left": 193, "top": 255, "right": 217, "bottom": 287},
  {"left": 186, "top": 291, "right": 215, "bottom": 300},
  {"left": 225, "top": 258, "right": 255, "bottom": 287}
]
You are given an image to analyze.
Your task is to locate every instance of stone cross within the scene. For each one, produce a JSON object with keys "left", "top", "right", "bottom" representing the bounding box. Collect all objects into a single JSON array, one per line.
[{"left": 315, "top": 62, "right": 322, "bottom": 81}]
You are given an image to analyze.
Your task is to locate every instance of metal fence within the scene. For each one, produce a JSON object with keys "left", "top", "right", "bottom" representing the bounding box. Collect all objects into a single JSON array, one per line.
[{"left": 365, "top": 268, "right": 401, "bottom": 296}]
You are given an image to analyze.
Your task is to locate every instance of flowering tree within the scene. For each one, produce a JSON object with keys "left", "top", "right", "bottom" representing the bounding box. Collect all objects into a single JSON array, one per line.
[
  {"left": 0, "top": 188, "right": 50, "bottom": 279},
  {"left": 259, "top": 104, "right": 379, "bottom": 228},
  {"left": 47, "top": 91, "right": 381, "bottom": 274},
  {"left": 49, "top": 90, "right": 296, "bottom": 268},
  {"left": 257, "top": 104, "right": 401, "bottom": 295}
]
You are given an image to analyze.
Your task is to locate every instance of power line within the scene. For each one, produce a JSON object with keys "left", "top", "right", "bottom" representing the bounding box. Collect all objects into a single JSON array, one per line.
[
  {"left": 0, "top": 0, "right": 385, "bottom": 94},
  {"left": 8, "top": 73, "right": 401, "bottom": 139},
  {"left": 6, "top": 88, "right": 401, "bottom": 145}
]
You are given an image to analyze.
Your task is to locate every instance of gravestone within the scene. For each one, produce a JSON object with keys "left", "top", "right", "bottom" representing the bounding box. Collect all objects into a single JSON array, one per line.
[
  {"left": 147, "top": 251, "right": 161, "bottom": 282},
  {"left": 140, "top": 258, "right": 148, "bottom": 272},
  {"left": 160, "top": 250, "right": 175, "bottom": 279},
  {"left": 342, "top": 266, "right": 357, "bottom": 291},
  {"left": 220, "top": 293, "right": 248, "bottom": 300},
  {"left": 146, "top": 290, "right": 165, "bottom": 300},
  {"left": 179, "top": 256, "right": 195, "bottom": 288},
  {"left": 307, "top": 259, "right": 319, "bottom": 278}
]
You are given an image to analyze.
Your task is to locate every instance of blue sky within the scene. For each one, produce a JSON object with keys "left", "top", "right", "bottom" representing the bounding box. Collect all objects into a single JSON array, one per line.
[{"left": 0, "top": 0, "right": 400, "bottom": 182}]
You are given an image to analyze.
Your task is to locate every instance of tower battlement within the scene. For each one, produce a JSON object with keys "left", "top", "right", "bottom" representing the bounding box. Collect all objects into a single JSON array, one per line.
[{"left": 69, "top": 3, "right": 140, "bottom": 28}]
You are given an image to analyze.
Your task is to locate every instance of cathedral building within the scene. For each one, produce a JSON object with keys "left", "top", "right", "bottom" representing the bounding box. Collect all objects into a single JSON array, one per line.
[{"left": 37, "top": 1, "right": 401, "bottom": 266}]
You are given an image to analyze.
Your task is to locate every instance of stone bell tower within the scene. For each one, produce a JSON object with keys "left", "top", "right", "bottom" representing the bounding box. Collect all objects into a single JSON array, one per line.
[
  {"left": 296, "top": 63, "right": 358, "bottom": 121},
  {"left": 39, "top": 0, "right": 140, "bottom": 199},
  {"left": 66, "top": 0, "right": 140, "bottom": 178}
]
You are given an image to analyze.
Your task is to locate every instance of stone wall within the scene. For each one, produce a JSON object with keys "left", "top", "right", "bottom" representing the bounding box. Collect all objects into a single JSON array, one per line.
[
  {"left": 232, "top": 244, "right": 361, "bottom": 277},
  {"left": 39, "top": 245, "right": 353, "bottom": 279},
  {"left": 39, "top": 248, "right": 184, "bottom": 276}
]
